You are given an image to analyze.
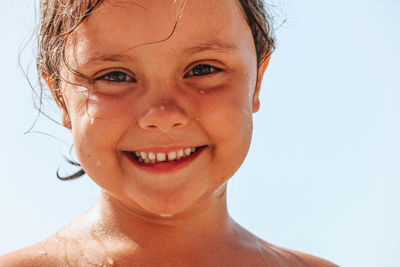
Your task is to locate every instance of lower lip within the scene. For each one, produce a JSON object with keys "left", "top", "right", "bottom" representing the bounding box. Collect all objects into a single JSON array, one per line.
[{"left": 123, "top": 147, "right": 206, "bottom": 173}]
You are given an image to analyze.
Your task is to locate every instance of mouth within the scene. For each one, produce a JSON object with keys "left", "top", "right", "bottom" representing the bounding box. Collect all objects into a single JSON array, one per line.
[{"left": 123, "top": 145, "right": 207, "bottom": 172}]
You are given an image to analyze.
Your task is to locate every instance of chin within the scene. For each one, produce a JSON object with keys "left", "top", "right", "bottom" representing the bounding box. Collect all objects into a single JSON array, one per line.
[{"left": 124, "top": 182, "right": 208, "bottom": 218}]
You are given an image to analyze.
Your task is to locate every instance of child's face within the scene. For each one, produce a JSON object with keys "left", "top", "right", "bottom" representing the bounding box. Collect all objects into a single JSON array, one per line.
[{"left": 60, "top": 0, "right": 265, "bottom": 216}]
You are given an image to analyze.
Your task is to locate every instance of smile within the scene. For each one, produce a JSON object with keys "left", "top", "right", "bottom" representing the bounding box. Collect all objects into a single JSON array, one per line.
[
  {"left": 130, "top": 147, "right": 198, "bottom": 164},
  {"left": 124, "top": 145, "right": 207, "bottom": 171}
]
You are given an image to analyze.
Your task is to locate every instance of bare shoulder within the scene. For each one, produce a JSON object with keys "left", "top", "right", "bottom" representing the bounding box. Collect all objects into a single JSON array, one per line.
[
  {"left": 0, "top": 240, "right": 57, "bottom": 267},
  {"left": 0, "top": 216, "right": 91, "bottom": 267},
  {"left": 286, "top": 248, "right": 338, "bottom": 267},
  {"left": 259, "top": 239, "right": 339, "bottom": 267}
]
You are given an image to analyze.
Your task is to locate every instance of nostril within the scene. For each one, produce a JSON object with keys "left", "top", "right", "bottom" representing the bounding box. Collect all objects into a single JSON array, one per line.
[{"left": 138, "top": 104, "right": 188, "bottom": 131}]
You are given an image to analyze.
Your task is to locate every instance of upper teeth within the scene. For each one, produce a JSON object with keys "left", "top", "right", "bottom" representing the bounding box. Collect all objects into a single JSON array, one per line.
[{"left": 133, "top": 147, "right": 197, "bottom": 163}]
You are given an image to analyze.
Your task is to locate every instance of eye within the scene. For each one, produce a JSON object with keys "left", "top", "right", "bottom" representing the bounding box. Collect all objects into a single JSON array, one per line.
[
  {"left": 96, "top": 71, "right": 136, "bottom": 83},
  {"left": 185, "top": 64, "right": 222, "bottom": 77}
]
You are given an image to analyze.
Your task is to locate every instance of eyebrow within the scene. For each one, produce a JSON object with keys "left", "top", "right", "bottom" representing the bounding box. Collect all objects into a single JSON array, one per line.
[
  {"left": 182, "top": 41, "right": 238, "bottom": 56},
  {"left": 82, "top": 40, "right": 238, "bottom": 66},
  {"left": 82, "top": 54, "right": 136, "bottom": 66}
]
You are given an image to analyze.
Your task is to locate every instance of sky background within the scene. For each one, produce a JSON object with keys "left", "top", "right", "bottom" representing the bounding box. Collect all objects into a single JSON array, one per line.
[{"left": 1, "top": 1, "right": 399, "bottom": 266}]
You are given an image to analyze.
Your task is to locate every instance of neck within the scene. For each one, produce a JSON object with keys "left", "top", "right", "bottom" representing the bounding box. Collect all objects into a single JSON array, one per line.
[{"left": 89, "top": 189, "right": 238, "bottom": 259}]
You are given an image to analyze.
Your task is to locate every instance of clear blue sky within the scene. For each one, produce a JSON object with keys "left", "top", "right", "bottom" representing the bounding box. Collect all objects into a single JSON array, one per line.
[{"left": 1, "top": 1, "right": 399, "bottom": 266}]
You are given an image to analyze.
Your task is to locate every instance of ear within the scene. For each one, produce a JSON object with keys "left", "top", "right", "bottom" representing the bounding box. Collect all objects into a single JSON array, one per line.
[
  {"left": 252, "top": 54, "right": 271, "bottom": 113},
  {"left": 42, "top": 74, "right": 72, "bottom": 129}
]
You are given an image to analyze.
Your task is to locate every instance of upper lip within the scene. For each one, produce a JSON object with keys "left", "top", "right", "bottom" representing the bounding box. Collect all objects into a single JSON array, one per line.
[{"left": 122, "top": 145, "right": 207, "bottom": 153}]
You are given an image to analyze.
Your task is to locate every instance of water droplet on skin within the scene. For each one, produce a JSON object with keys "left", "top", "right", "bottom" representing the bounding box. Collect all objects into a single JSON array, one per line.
[
  {"left": 159, "top": 214, "right": 172, "bottom": 218},
  {"left": 111, "top": 118, "right": 116, "bottom": 122},
  {"left": 242, "top": 108, "right": 250, "bottom": 116},
  {"left": 160, "top": 105, "right": 166, "bottom": 111},
  {"left": 199, "top": 90, "right": 205, "bottom": 95},
  {"left": 90, "top": 117, "right": 95, "bottom": 125},
  {"left": 76, "top": 86, "right": 89, "bottom": 97},
  {"left": 96, "top": 160, "right": 101, "bottom": 166},
  {"left": 212, "top": 183, "right": 226, "bottom": 198},
  {"left": 88, "top": 94, "right": 97, "bottom": 101},
  {"left": 106, "top": 256, "right": 114, "bottom": 265},
  {"left": 38, "top": 250, "right": 47, "bottom": 256},
  {"left": 195, "top": 118, "right": 200, "bottom": 121}
]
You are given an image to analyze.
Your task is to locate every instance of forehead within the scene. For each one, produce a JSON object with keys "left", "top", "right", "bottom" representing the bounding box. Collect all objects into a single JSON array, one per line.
[{"left": 69, "top": 0, "right": 255, "bottom": 65}]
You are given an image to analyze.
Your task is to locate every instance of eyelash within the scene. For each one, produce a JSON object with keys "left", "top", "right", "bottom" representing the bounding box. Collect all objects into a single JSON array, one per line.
[
  {"left": 95, "top": 64, "right": 222, "bottom": 83},
  {"left": 185, "top": 64, "right": 223, "bottom": 78},
  {"left": 95, "top": 71, "right": 136, "bottom": 83}
]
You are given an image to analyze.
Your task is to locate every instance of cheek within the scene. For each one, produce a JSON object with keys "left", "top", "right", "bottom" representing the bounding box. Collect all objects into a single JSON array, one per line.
[
  {"left": 209, "top": 98, "right": 253, "bottom": 143},
  {"left": 64, "top": 90, "right": 124, "bottom": 175},
  {"left": 85, "top": 92, "right": 137, "bottom": 120},
  {"left": 71, "top": 115, "right": 128, "bottom": 193},
  {"left": 64, "top": 87, "right": 133, "bottom": 150},
  {"left": 197, "top": 88, "right": 254, "bottom": 181},
  {"left": 199, "top": 73, "right": 255, "bottom": 144}
]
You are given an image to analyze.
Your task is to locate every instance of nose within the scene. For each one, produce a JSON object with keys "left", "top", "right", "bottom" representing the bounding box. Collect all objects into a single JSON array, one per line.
[{"left": 138, "top": 103, "right": 189, "bottom": 132}]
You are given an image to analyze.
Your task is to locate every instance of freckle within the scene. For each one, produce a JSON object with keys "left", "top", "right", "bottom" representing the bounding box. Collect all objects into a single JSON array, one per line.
[
  {"left": 160, "top": 105, "right": 166, "bottom": 111},
  {"left": 199, "top": 90, "right": 205, "bottom": 95}
]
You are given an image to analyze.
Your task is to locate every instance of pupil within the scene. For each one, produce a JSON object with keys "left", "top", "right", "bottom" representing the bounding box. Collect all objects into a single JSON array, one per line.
[
  {"left": 108, "top": 72, "right": 126, "bottom": 82},
  {"left": 193, "top": 65, "right": 212, "bottom": 76}
]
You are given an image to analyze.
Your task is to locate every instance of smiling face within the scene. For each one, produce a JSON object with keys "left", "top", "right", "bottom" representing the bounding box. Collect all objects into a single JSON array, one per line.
[{"left": 59, "top": 0, "right": 267, "bottom": 216}]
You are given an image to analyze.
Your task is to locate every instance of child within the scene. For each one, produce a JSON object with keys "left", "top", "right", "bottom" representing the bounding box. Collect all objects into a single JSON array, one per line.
[{"left": 1, "top": 0, "right": 337, "bottom": 266}]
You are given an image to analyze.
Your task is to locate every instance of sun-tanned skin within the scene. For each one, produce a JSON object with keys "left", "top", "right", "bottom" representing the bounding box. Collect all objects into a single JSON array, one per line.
[
  {"left": 1, "top": 194, "right": 337, "bottom": 266},
  {"left": 1, "top": 0, "right": 338, "bottom": 266}
]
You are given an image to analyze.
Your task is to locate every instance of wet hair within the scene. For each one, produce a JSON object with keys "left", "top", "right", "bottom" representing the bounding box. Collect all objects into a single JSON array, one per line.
[{"left": 37, "top": 0, "right": 275, "bottom": 180}]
